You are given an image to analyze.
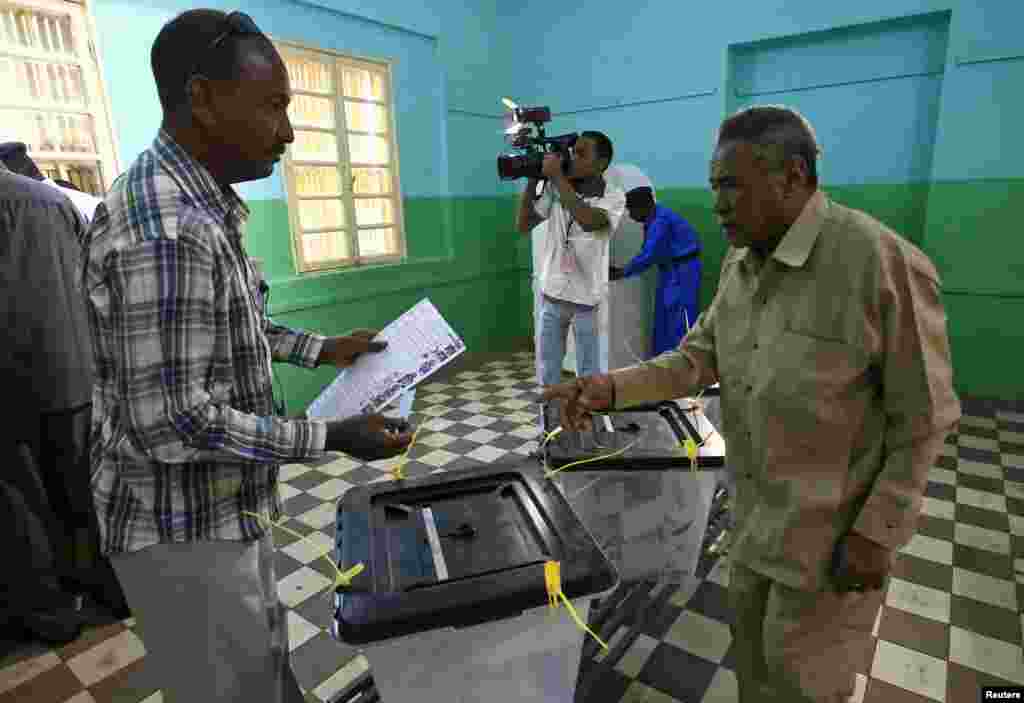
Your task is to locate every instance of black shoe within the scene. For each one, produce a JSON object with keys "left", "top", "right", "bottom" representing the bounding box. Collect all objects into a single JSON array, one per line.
[{"left": 20, "top": 610, "right": 83, "bottom": 645}]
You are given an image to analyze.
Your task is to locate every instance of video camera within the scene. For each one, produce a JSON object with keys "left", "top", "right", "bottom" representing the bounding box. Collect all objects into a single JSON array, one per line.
[{"left": 497, "top": 99, "right": 578, "bottom": 181}]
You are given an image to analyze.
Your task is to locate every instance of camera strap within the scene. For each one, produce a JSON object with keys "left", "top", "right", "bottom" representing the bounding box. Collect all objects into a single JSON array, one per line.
[{"left": 561, "top": 215, "right": 577, "bottom": 273}]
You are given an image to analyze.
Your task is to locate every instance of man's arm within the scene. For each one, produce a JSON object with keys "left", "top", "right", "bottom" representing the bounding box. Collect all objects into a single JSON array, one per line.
[
  {"left": 623, "top": 218, "right": 672, "bottom": 278},
  {"left": 611, "top": 307, "right": 720, "bottom": 408},
  {"left": 112, "top": 228, "right": 325, "bottom": 465},
  {"left": 610, "top": 257, "right": 727, "bottom": 407},
  {"left": 851, "top": 251, "right": 961, "bottom": 550},
  {"left": 549, "top": 172, "right": 609, "bottom": 232},
  {"left": 263, "top": 318, "right": 326, "bottom": 368},
  {"left": 517, "top": 178, "right": 546, "bottom": 233}
]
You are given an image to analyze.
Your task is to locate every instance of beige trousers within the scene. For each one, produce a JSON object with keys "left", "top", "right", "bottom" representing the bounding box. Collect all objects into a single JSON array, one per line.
[{"left": 728, "top": 561, "right": 883, "bottom": 703}]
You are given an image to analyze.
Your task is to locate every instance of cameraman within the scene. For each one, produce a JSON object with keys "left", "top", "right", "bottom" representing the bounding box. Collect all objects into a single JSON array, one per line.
[{"left": 516, "top": 131, "right": 626, "bottom": 389}]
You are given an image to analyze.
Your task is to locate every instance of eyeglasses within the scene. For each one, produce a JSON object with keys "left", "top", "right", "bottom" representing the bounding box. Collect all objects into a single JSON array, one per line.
[{"left": 187, "top": 11, "right": 264, "bottom": 83}]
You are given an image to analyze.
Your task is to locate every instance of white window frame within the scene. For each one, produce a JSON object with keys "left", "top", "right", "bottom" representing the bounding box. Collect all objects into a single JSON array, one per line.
[
  {"left": 0, "top": 0, "right": 120, "bottom": 192},
  {"left": 273, "top": 39, "right": 407, "bottom": 274}
]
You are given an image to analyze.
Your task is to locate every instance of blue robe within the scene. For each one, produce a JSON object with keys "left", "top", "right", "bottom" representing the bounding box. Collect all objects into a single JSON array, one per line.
[{"left": 622, "top": 204, "right": 702, "bottom": 357}]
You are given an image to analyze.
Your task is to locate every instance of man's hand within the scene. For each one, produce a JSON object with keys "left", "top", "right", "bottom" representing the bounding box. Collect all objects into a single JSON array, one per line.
[
  {"left": 541, "top": 153, "right": 564, "bottom": 180},
  {"left": 831, "top": 531, "right": 893, "bottom": 593},
  {"left": 540, "top": 374, "right": 615, "bottom": 431},
  {"left": 318, "top": 329, "right": 386, "bottom": 368},
  {"left": 325, "top": 414, "right": 414, "bottom": 462}
]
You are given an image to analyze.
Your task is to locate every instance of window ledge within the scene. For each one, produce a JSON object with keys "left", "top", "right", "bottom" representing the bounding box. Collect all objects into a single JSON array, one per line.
[{"left": 268, "top": 254, "right": 528, "bottom": 314}]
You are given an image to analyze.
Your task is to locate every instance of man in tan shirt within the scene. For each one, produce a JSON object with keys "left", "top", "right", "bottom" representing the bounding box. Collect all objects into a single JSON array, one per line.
[{"left": 543, "top": 105, "right": 961, "bottom": 703}]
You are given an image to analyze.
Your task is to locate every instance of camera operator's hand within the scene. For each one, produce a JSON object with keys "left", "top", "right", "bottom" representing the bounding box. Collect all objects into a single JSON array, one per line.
[
  {"left": 324, "top": 414, "right": 414, "bottom": 462},
  {"left": 541, "top": 153, "right": 563, "bottom": 179}
]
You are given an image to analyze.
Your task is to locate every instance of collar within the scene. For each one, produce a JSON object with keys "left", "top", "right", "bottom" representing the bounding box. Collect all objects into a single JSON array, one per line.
[
  {"left": 151, "top": 129, "right": 250, "bottom": 232},
  {"left": 737, "top": 189, "right": 826, "bottom": 269}
]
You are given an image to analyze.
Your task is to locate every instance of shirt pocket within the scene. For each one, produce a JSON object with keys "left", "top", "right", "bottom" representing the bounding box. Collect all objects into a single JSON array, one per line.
[{"left": 761, "top": 328, "right": 869, "bottom": 476}]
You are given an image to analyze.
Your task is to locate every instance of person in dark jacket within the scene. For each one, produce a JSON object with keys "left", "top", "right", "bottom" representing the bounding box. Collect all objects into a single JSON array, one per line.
[{"left": 0, "top": 161, "right": 127, "bottom": 645}]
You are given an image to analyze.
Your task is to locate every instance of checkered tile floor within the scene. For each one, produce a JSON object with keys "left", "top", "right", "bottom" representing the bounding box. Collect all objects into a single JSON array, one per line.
[{"left": 2, "top": 350, "right": 1022, "bottom": 703}]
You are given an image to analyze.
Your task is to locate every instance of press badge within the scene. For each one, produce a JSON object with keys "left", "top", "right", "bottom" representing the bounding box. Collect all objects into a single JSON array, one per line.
[{"left": 561, "top": 241, "right": 578, "bottom": 273}]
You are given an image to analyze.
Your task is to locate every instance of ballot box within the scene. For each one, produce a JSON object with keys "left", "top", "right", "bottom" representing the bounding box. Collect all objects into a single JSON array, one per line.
[
  {"left": 332, "top": 463, "right": 618, "bottom": 703},
  {"left": 541, "top": 399, "right": 725, "bottom": 585}
]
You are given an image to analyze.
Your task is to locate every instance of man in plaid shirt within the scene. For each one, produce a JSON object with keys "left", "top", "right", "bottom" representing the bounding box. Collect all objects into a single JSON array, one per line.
[{"left": 80, "top": 10, "right": 412, "bottom": 701}]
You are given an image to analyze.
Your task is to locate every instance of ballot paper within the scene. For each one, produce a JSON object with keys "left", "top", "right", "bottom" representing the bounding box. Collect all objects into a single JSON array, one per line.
[{"left": 306, "top": 299, "right": 466, "bottom": 420}]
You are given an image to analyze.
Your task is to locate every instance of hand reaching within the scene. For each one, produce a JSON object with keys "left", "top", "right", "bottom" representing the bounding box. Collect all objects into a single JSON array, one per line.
[
  {"left": 540, "top": 374, "right": 616, "bottom": 431},
  {"left": 325, "top": 414, "right": 414, "bottom": 461}
]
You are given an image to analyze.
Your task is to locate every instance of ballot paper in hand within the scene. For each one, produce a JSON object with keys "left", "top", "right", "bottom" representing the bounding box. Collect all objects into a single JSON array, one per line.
[{"left": 306, "top": 299, "right": 466, "bottom": 420}]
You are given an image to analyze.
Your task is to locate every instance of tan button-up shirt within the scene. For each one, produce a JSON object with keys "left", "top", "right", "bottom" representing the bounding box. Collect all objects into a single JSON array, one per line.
[{"left": 612, "top": 190, "right": 961, "bottom": 591}]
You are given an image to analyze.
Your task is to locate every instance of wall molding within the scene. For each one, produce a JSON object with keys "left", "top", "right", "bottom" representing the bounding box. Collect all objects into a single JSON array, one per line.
[
  {"left": 553, "top": 90, "right": 718, "bottom": 116},
  {"left": 448, "top": 108, "right": 503, "bottom": 119},
  {"left": 447, "top": 89, "right": 719, "bottom": 120},
  {"left": 955, "top": 53, "right": 1024, "bottom": 67},
  {"left": 736, "top": 69, "right": 943, "bottom": 98}
]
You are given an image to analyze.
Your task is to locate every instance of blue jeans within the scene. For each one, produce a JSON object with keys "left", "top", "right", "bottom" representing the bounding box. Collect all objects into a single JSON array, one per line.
[{"left": 538, "top": 295, "right": 599, "bottom": 387}]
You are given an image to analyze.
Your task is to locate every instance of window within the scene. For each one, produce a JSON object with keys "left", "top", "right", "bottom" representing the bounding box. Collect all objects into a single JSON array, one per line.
[
  {"left": 0, "top": 0, "right": 118, "bottom": 195},
  {"left": 275, "top": 42, "right": 406, "bottom": 273}
]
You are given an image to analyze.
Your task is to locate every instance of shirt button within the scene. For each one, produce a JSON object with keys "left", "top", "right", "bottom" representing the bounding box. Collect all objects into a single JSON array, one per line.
[
  {"left": 753, "top": 342, "right": 759, "bottom": 350},
  {"left": 746, "top": 385, "right": 752, "bottom": 393}
]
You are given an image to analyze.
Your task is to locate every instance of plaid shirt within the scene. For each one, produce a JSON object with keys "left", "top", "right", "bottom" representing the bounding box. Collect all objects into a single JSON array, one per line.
[
  {"left": 82, "top": 130, "right": 328, "bottom": 555},
  {"left": 611, "top": 190, "right": 961, "bottom": 591}
]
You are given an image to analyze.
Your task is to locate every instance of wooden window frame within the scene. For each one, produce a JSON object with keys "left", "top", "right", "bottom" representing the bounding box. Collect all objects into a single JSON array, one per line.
[
  {"left": 0, "top": 0, "right": 120, "bottom": 193},
  {"left": 273, "top": 39, "right": 407, "bottom": 274}
]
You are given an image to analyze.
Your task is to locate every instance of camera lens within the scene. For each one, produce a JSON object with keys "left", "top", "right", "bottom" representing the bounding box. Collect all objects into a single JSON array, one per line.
[{"left": 498, "top": 153, "right": 539, "bottom": 180}]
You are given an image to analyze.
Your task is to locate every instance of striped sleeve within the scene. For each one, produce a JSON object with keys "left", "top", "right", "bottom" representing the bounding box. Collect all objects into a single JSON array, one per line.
[
  {"left": 265, "top": 320, "right": 326, "bottom": 368},
  {"left": 111, "top": 220, "right": 326, "bottom": 465}
]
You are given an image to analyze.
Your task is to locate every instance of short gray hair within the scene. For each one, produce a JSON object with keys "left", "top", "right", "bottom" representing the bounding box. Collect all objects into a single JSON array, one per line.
[{"left": 717, "top": 105, "right": 821, "bottom": 186}]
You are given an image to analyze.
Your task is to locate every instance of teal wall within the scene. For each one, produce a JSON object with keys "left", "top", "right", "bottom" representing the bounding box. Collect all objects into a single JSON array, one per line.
[
  {"left": 89, "top": 0, "right": 1023, "bottom": 407},
  {"left": 91, "top": 0, "right": 532, "bottom": 412},
  {"left": 497, "top": 1, "right": 1024, "bottom": 401}
]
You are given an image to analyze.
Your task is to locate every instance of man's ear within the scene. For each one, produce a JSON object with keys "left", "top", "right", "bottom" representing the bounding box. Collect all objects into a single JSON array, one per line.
[
  {"left": 785, "top": 154, "right": 811, "bottom": 193},
  {"left": 186, "top": 76, "right": 217, "bottom": 130}
]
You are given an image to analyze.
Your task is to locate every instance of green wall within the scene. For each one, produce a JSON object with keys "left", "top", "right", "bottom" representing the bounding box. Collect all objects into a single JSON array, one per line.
[
  {"left": 655, "top": 180, "right": 1024, "bottom": 403},
  {"left": 264, "top": 179, "right": 1022, "bottom": 412},
  {"left": 253, "top": 197, "right": 534, "bottom": 413}
]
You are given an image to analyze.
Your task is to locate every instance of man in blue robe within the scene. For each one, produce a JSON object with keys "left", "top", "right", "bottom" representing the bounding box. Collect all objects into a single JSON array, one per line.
[{"left": 611, "top": 187, "right": 702, "bottom": 357}]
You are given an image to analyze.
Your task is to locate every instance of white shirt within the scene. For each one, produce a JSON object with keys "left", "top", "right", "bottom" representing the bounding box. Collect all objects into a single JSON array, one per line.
[
  {"left": 533, "top": 179, "right": 625, "bottom": 307},
  {"left": 43, "top": 178, "right": 102, "bottom": 223}
]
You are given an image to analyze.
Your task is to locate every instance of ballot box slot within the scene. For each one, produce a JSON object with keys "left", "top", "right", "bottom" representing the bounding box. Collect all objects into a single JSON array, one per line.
[
  {"left": 403, "top": 559, "right": 553, "bottom": 592},
  {"left": 373, "top": 474, "right": 562, "bottom": 590},
  {"left": 333, "top": 462, "right": 620, "bottom": 649}
]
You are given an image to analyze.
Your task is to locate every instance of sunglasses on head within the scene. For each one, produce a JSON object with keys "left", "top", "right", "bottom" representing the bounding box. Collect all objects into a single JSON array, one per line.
[{"left": 188, "top": 11, "right": 264, "bottom": 82}]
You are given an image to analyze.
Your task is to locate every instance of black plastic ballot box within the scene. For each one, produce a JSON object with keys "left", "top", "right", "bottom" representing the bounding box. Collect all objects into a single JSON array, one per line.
[
  {"left": 332, "top": 462, "right": 618, "bottom": 703},
  {"left": 541, "top": 400, "right": 723, "bottom": 584}
]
